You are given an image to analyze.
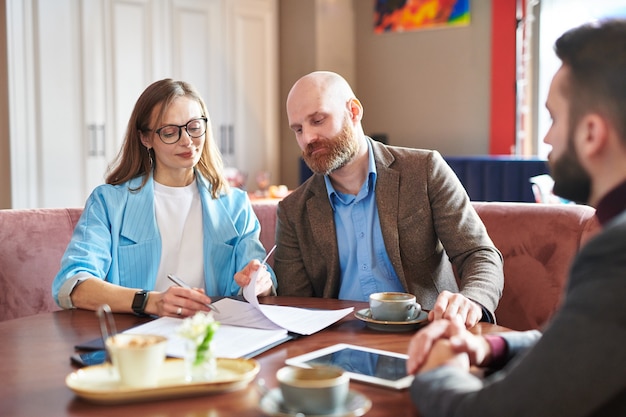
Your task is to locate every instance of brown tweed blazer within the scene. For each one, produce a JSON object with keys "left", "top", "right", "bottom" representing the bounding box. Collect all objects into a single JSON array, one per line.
[{"left": 274, "top": 139, "right": 503, "bottom": 316}]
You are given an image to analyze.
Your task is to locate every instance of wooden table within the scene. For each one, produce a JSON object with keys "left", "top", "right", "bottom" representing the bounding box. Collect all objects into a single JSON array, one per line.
[{"left": 0, "top": 297, "right": 506, "bottom": 417}]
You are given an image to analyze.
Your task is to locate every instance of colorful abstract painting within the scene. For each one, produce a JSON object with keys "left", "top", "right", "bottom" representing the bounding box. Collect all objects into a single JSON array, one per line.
[{"left": 374, "top": 0, "right": 470, "bottom": 33}]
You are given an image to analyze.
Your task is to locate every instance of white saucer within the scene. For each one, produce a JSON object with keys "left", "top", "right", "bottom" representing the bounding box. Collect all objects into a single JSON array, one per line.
[
  {"left": 259, "top": 388, "right": 371, "bottom": 417},
  {"left": 354, "top": 308, "right": 428, "bottom": 332}
]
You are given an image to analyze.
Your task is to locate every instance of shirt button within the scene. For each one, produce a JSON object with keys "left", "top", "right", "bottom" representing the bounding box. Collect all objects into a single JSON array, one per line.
[{"left": 359, "top": 232, "right": 365, "bottom": 238}]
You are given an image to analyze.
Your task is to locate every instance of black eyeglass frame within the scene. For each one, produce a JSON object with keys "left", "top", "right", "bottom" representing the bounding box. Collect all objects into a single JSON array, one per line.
[{"left": 153, "top": 117, "right": 208, "bottom": 144}]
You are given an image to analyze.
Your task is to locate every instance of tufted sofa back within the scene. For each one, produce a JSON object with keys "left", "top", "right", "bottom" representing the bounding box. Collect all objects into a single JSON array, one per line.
[{"left": 0, "top": 202, "right": 600, "bottom": 329}]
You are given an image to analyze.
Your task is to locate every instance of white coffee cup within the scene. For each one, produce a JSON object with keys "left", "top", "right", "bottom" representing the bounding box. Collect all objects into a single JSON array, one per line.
[
  {"left": 369, "top": 292, "right": 421, "bottom": 322},
  {"left": 105, "top": 333, "right": 168, "bottom": 388},
  {"left": 276, "top": 365, "right": 349, "bottom": 414}
]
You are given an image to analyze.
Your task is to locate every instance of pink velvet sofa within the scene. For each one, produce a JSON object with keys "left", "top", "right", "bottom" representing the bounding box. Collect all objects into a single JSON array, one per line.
[{"left": 0, "top": 201, "right": 600, "bottom": 331}]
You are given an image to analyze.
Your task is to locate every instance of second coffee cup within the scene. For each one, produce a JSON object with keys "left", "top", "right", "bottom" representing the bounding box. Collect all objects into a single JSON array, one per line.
[
  {"left": 276, "top": 365, "right": 349, "bottom": 414},
  {"left": 369, "top": 292, "right": 421, "bottom": 322}
]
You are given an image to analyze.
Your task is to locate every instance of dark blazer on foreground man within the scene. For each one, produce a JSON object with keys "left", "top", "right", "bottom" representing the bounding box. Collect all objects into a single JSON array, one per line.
[
  {"left": 406, "top": 19, "right": 626, "bottom": 417},
  {"left": 275, "top": 138, "right": 504, "bottom": 318}
]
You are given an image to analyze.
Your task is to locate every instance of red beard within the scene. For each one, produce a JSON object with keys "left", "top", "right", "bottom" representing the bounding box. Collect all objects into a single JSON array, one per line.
[{"left": 301, "top": 118, "right": 359, "bottom": 175}]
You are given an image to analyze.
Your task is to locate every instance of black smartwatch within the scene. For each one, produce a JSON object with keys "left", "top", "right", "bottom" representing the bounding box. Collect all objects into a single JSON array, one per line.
[{"left": 131, "top": 290, "right": 149, "bottom": 317}]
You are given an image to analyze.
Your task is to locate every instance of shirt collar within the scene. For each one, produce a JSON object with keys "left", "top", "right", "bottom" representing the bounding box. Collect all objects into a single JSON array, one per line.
[
  {"left": 325, "top": 139, "right": 377, "bottom": 210},
  {"left": 595, "top": 179, "right": 626, "bottom": 226}
]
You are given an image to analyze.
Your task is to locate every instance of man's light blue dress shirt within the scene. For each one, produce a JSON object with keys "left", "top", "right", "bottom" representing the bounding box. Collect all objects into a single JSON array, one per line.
[{"left": 325, "top": 141, "right": 404, "bottom": 301}]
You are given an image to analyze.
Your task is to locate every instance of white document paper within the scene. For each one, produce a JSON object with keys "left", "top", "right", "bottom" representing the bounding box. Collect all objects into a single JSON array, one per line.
[
  {"left": 212, "top": 298, "right": 353, "bottom": 335},
  {"left": 123, "top": 269, "right": 353, "bottom": 358},
  {"left": 216, "top": 270, "right": 354, "bottom": 335},
  {"left": 124, "top": 317, "right": 289, "bottom": 359}
]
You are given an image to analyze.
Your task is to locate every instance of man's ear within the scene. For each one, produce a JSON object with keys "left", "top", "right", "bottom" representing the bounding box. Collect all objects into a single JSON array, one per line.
[
  {"left": 578, "top": 113, "right": 608, "bottom": 158},
  {"left": 347, "top": 98, "right": 363, "bottom": 123}
]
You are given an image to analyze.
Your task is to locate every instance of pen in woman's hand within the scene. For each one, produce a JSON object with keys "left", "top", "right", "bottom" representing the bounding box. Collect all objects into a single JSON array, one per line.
[
  {"left": 261, "top": 244, "right": 277, "bottom": 267},
  {"left": 167, "top": 274, "right": 221, "bottom": 314}
]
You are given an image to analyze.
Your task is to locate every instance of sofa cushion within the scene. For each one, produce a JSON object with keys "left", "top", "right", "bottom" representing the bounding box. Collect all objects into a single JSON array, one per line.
[
  {"left": 0, "top": 208, "right": 82, "bottom": 320},
  {"left": 473, "top": 202, "right": 600, "bottom": 330}
]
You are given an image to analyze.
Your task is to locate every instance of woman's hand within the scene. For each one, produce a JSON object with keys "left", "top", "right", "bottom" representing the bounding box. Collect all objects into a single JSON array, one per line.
[
  {"left": 149, "top": 286, "right": 213, "bottom": 317},
  {"left": 235, "top": 260, "right": 274, "bottom": 296}
]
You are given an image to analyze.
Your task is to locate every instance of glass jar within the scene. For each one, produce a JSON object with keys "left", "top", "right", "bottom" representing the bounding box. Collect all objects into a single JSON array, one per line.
[{"left": 184, "top": 340, "right": 217, "bottom": 382}]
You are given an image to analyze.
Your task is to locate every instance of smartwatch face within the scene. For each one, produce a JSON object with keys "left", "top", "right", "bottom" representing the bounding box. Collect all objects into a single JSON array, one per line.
[{"left": 132, "top": 291, "right": 148, "bottom": 314}]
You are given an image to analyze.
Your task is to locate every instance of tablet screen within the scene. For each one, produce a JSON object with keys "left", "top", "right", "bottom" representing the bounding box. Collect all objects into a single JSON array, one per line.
[
  {"left": 286, "top": 343, "right": 414, "bottom": 389},
  {"left": 301, "top": 347, "right": 408, "bottom": 381}
]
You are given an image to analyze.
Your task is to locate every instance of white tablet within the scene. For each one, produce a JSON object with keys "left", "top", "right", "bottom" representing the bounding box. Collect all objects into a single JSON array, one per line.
[{"left": 285, "top": 343, "right": 414, "bottom": 390}]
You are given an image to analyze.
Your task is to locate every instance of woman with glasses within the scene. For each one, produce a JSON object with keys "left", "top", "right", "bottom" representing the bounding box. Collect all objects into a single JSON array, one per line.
[{"left": 52, "top": 79, "right": 276, "bottom": 317}]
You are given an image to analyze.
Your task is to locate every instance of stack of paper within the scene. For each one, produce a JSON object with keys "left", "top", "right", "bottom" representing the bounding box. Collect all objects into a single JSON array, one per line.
[{"left": 125, "top": 274, "right": 353, "bottom": 359}]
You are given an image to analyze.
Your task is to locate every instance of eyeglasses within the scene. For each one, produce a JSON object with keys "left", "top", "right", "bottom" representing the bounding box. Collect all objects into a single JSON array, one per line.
[{"left": 153, "top": 117, "right": 208, "bottom": 144}]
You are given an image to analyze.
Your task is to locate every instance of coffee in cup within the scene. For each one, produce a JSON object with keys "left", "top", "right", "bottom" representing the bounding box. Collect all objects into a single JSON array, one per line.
[
  {"left": 105, "top": 333, "right": 167, "bottom": 388},
  {"left": 369, "top": 292, "right": 421, "bottom": 322},
  {"left": 276, "top": 365, "right": 349, "bottom": 414}
]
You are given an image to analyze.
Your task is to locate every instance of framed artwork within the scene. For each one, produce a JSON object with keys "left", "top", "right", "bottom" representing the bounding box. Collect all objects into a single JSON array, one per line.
[{"left": 374, "top": 0, "right": 470, "bottom": 33}]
